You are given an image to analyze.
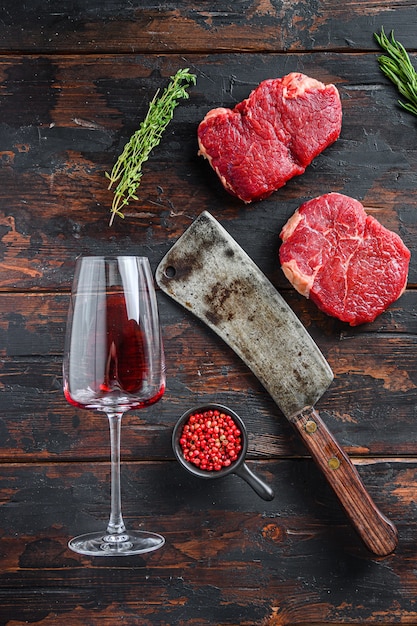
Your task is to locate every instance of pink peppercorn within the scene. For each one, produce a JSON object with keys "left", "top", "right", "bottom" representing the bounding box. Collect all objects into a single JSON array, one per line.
[{"left": 179, "top": 409, "right": 242, "bottom": 471}]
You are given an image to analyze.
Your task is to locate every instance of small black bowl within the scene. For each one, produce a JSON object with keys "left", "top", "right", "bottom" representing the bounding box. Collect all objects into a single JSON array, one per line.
[{"left": 172, "top": 403, "right": 274, "bottom": 501}]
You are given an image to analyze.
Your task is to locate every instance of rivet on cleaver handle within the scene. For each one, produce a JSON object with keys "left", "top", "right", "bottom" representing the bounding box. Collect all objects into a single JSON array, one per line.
[{"left": 156, "top": 211, "right": 398, "bottom": 556}]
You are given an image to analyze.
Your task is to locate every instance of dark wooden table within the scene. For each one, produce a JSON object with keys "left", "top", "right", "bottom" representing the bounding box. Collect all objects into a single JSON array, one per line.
[{"left": 1, "top": 2, "right": 417, "bottom": 624}]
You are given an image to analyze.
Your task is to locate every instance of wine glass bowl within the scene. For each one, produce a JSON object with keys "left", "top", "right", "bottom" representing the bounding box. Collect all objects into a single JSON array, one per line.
[{"left": 63, "top": 256, "right": 166, "bottom": 556}]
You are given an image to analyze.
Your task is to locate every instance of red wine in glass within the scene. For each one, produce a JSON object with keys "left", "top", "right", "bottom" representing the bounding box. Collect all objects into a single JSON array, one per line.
[{"left": 63, "top": 256, "right": 165, "bottom": 556}]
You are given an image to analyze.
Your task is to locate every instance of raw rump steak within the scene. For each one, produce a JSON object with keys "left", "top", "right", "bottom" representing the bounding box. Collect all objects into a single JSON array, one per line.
[
  {"left": 279, "top": 193, "right": 410, "bottom": 326},
  {"left": 197, "top": 72, "right": 342, "bottom": 203}
]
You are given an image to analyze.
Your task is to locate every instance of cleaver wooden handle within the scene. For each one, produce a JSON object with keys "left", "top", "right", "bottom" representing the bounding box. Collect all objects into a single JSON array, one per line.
[{"left": 291, "top": 407, "right": 398, "bottom": 556}]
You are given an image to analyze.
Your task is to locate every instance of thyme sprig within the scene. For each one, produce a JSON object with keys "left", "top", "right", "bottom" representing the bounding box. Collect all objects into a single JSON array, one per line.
[
  {"left": 106, "top": 68, "right": 197, "bottom": 225},
  {"left": 374, "top": 27, "right": 417, "bottom": 117}
]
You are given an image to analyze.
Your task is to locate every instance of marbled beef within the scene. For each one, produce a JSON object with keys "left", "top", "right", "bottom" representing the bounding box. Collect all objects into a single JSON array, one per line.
[
  {"left": 279, "top": 193, "right": 410, "bottom": 326},
  {"left": 197, "top": 72, "right": 342, "bottom": 202}
]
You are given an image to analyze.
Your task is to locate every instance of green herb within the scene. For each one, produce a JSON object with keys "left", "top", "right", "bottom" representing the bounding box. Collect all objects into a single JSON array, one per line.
[
  {"left": 106, "top": 68, "right": 197, "bottom": 225},
  {"left": 374, "top": 27, "right": 417, "bottom": 117}
]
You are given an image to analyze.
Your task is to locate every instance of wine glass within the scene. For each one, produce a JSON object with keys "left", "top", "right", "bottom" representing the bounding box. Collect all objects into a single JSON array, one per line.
[{"left": 63, "top": 256, "right": 166, "bottom": 556}]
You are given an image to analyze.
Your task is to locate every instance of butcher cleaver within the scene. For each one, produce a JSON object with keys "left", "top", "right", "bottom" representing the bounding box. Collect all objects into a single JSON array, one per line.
[{"left": 156, "top": 211, "right": 398, "bottom": 556}]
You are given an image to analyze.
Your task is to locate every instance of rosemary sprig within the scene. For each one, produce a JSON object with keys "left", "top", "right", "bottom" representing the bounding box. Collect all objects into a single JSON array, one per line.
[
  {"left": 374, "top": 27, "right": 417, "bottom": 117},
  {"left": 106, "top": 68, "right": 197, "bottom": 225}
]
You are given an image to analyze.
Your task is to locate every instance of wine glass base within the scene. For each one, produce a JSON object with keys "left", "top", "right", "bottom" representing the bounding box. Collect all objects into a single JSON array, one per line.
[{"left": 68, "top": 530, "right": 165, "bottom": 556}]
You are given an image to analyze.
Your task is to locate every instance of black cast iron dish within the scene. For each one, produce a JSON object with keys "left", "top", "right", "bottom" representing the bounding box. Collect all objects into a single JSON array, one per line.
[{"left": 172, "top": 403, "right": 274, "bottom": 501}]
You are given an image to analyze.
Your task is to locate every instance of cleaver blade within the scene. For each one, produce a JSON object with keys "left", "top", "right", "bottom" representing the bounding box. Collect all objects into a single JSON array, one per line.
[{"left": 156, "top": 211, "right": 398, "bottom": 556}]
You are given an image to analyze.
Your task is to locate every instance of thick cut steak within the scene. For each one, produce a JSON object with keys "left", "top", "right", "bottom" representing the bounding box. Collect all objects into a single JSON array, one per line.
[
  {"left": 279, "top": 193, "right": 411, "bottom": 326},
  {"left": 197, "top": 72, "right": 342, "bottom": 203}
]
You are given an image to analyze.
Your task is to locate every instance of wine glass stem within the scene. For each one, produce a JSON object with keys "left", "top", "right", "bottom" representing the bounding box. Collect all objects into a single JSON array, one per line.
[{"left": 106, "top": 412, "right": 126, "bottom": 535}]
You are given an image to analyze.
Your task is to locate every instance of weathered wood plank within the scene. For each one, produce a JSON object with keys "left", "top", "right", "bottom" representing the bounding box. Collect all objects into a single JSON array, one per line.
[
  {"left": 0, "top": 1, "right": 415, "bottom": 54},
  {"left": 0, "top": 52, "right": 415, "bottom": 291},
  {"left": 0, "top": 459, "right": 413, "bottom": 625},
  {"left": 1, "top": 3, "right": 416, "bottom": 624},
  {"left": 0, "top": 291, "right": 416, "bottom": 461}
]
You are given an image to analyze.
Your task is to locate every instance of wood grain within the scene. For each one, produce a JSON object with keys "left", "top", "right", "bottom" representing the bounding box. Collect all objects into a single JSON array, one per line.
[
  {"left": 0, "top": 52, "right": 416, "bottom": 289},
  {"left": 0, "top": 1, "right": 416, "bottom": 53},
  {"left": 0, "top": 292, "right": 416, "bottom": 463},
  {"left": 1, "top": 1, "right": 417, "bottom": 623},
  {"left": 291, "top": 407, "right": 398, "bottom": 555},
  {"left": 0, "top": 459, "right": 414, "bottom": 625}
]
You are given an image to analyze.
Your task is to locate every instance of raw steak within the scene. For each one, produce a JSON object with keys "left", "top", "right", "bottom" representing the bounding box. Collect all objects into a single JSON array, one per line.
[
  {"left": 279, "top": 193, "right": 410, "bottom": 326},
  {"left": 197, "top": 72, "right": 342, "bottom": 203}
]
